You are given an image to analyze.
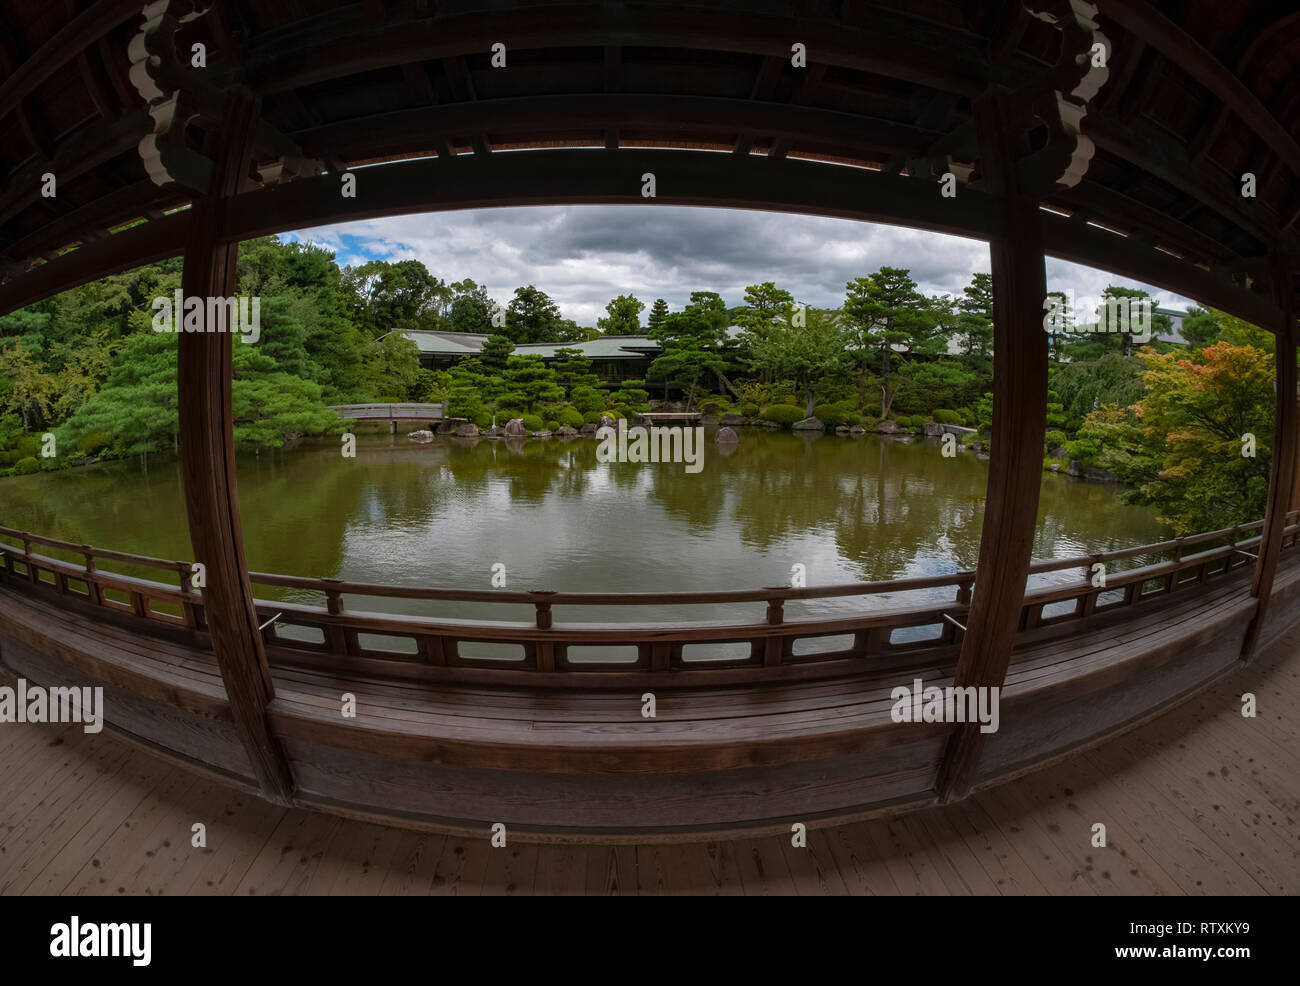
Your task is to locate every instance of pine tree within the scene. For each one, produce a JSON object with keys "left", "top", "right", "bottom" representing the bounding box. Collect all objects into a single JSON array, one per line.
[{"left": 647, "top": 298, "right": 669, "bottom": 334}]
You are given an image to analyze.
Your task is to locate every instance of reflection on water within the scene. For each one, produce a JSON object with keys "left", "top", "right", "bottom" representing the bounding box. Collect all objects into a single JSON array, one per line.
[{"left": 0, "top": 430, "right": 1169, "bottom": 628}]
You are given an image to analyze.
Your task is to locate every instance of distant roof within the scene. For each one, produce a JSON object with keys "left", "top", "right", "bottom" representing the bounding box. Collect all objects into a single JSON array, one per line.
[
  {"left": 390, "top": 330, "right": 660, "bottom": 359},
  {"left": 390, "top": 330, "right": 493, "bottom": 355},
  {"left": 395, "top": 324, "right": 751, "bottom": 358}
]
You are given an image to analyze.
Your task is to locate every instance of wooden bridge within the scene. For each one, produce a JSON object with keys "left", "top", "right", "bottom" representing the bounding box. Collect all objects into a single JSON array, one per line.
[
  {"left": 328, "top": 403, "right": 447, "bottom": 431},
  {"left": 3, "top": 517, "right": 1299, "bottom": 840}
]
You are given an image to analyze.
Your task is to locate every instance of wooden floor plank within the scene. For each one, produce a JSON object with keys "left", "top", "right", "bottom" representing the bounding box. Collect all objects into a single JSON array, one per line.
[
  {"left": 584, "top": 844, "right": 635, "bottom": 896},
  {"left": 3, "top": 625, "right": 1298, "bottom": 896},
  {"left": 376, "top": 830, "right": 446, "bottom": 896},
  {"left": 534, "top": 843, "right": 585, "bottom": 896}
]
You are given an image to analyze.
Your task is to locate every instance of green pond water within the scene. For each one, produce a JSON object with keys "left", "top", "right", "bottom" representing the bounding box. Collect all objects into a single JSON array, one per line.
[{"left": 0, "top": 428, "right": 1169, "bottom": 647}]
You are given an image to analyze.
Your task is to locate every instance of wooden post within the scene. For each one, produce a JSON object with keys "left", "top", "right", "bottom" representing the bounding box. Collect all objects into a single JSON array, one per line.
[
  {"left": 1292, "top": 384, "right": 1300, "bottom": 512},
  {"left": 935, "top": 92, "right": 1049, "bottom": 803},
  {"left": 177, "top": 88, "right": 294, "bottom": 804},
  {"left": 1243, "top": 254, "right": 1297, "bottom": 659}
]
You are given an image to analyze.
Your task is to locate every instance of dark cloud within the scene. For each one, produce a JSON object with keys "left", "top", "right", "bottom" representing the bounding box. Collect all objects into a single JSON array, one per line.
[{"left": 288, "top": 205, "right": 1192, "bottom": 327}]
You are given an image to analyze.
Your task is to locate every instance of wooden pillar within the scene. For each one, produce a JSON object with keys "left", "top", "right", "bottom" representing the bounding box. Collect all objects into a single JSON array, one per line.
[
  {"left": 178, "top": 89, "right": 295, "bottom": 803},
  {"left": 1291, "top": 387, "right": 1300, "bottom": 512},
  {"left": 936, "top": 93, "right": 1049, "bottom": 802},
  {"left": 1243, "top": 254, "right": 1298, "bottom": 659}
]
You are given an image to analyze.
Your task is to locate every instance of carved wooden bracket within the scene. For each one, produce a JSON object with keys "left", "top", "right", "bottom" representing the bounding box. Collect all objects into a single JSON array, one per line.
[
  {"left": 129, "top": 0, "right": 322, "bottom": 192},
  {"left": 917, "top": 0, "right": 1109, "bottom": 196}
]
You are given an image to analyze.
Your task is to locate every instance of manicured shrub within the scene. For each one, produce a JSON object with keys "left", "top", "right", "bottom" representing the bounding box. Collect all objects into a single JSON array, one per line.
[
  {"left": 522, "top": 414, "right": 544, "bottom": 432},
  {"left": 471, "top": 410, "right": 492, "bottom": 429},
  {"left": 932, "top": 409, "right": 962, "bottom": 425},
  {"left": 557, "top": 407, "right": 585, "bottom": 429},
  {"left": 1044, "top": 429, "right": 1068, "bottom": 452},
  {"left": 570, "top": 386, "right": 608, "bottom": 414},
  {"left": 760, "top": 404, "right": 805, "bottom": 427},
  {"left": 1065, "top": 437, "right": 1101, "bottom": 465},
  {"left": 738, "top": 402, "right": 760, "bottom": 418},
  {"left": 14, "top": 456, "right": 41, "bottom": 475},
  {"left": 812, "top": 404, "right": 850, "bottom": 427},
  {"left": 611, "top": 380, "right": 651, "bottom": 411},
  {"left": 76, "top": 431, "right": 114, "bottom": 455},
  {"left": 608, "top": 408, "right": 626, "bottom": 420},
  {"left": 697, "top": 395, "right": 728, "bottom": 415},
  {"left": 583, "top": 410, "right": 606, "bottom": 424},
  {"left": 545, "top": 419, "right": 561, "bottom": 432}
]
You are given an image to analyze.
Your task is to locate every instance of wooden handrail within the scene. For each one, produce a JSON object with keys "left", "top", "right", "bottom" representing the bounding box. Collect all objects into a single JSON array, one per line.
[{"left": 0, "top": 518, "right": 1286, "bottom": 682}]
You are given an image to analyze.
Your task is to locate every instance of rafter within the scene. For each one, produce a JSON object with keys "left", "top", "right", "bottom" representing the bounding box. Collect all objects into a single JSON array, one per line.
[
  {"left": 1097, "top": 0, "right": 1300, "bottom": 186},
  {"left": 0, "top": 0, "right": 140, "bottom": 122}
]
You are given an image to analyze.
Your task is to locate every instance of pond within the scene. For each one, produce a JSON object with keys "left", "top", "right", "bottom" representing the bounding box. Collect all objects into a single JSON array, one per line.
[{"left": 0, "top": 428, "right": 1169, "bottom": 640}]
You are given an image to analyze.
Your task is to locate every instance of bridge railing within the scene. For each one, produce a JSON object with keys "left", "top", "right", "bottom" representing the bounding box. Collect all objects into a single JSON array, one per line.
[
  {"left": 326, "top": 402, "right": 446, "bottom": 420},
  {"left": 1, "top": 514, "right": 1295, "bottom": 685}
]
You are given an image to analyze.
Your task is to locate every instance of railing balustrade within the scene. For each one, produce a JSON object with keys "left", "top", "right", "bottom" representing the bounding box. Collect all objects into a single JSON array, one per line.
[{"left": 2, "top": 513, "right": 1295, "bottom": 685}]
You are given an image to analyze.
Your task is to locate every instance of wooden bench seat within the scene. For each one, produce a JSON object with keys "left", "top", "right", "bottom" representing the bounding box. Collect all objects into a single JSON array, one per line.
[{"left": 0, "top": 560, "right": 1275, "bottom": 837}]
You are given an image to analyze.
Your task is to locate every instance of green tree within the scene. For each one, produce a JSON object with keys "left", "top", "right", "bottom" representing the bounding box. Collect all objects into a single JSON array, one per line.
[
  {"left": 479, "top": 334, "right": 516, "bottom": 371},
  {"left": 505, "top": 285, "right": 563, "bottom": 343},
  {"left": 955, "top": 272, "right": 994, "bottom": 359},
  {"left": 498, "top": 355, "right": 564, "bottom": 412},
  {"left": 358, "top": 333, "right": 424, "bottom": 401},
  {"left": 1179, "top": 305, "right": 1221, "bottom": 349},
  {"left": 843, "top": 267, "right": 937, "bottom": 418},
  {"left": 735, "top": 282, "right": 795, "bottom": 330},
  {"left": 1129, "top": 343, "right": 1275, "bottom": 532},
  {"left": 597, "top": 294, "right": 645, "bottom": 335},
  {"left": 648, "top": 292, "right": 730, "bottom": 408},
  {"left": 743, "top": 307, "right": 850, "bottom": 417},
  {"left": 446, "top": 280, "right": 496, "bottom": 334},
  {"left": 1049, "top": 352, "right": 1144, "bottom": 428},
  {"left": 647, "top": 298, "right": 670, "bottom": 334},
  {"left": 0, "top": 341, "right": 60, "bottom": 430},
  {"left": 55, "top": 331, "right": 180, "bottom": 463}
]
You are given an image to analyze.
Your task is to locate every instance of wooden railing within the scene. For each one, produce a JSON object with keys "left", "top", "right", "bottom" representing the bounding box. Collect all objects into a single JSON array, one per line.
[
  {"left": 326, "top": 402, "right": 446, "bottom": 420},
  {"left": 2, "top": 514, "right": 1296, "bottom": 685}
]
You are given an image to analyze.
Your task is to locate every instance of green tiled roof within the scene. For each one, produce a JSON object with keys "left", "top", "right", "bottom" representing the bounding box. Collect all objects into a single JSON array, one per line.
[
  {"left": 392, "top": 330, "right": 492, "bottom": 355},
  {"left": 390, "top": 330, "right": 661, "bottom": 359}
]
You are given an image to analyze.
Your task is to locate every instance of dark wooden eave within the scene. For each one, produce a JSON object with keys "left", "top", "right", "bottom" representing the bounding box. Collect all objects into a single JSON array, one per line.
[{"left": 1, "top": 0, "right": 1298, "bottom": 323}]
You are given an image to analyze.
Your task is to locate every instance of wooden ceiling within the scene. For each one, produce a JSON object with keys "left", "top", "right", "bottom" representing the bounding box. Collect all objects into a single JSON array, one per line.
[{"left": 1, "top": 0, "right": 1297, "bottom": 325}]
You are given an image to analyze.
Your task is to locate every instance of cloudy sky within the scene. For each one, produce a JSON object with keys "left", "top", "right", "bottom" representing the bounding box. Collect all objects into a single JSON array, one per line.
[{"left": 286, "top": 205, "right": 1195, "bottom": 328}]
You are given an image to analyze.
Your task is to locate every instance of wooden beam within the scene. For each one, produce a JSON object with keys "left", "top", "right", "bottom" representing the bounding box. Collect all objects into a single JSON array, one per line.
[
  {"left": 177, "top": 88, "right": 294, "bottom": 804},
  {"left": 1097, "top": 0, "right": 1300, "bottom": 189},
  {"left": 292, "top": 93, "right": 934, "bottom": 165},
  {"left": 0, "top": 209, "right": 190, "bottom": 315},
  {"left": 2, "top": 147, "right": 1284, "bottom": 333},
  {"left": 1085, "top": 111, "right": 1280, "bottom": 248},
  {"left": 1243, "top": 253, "right": 1298, "bottom": 658},
  {"left": 0, "top": 0, "right": 140, "bottom": 122},
  {"left": 231, "top": 3, "right": 994, "bottom": 99},
  {"left": 936, "top": 92, "right": 1049, "bottom": 802},
  {"left": 0, "top": 108, "right": 149, "bottom": 228}
]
